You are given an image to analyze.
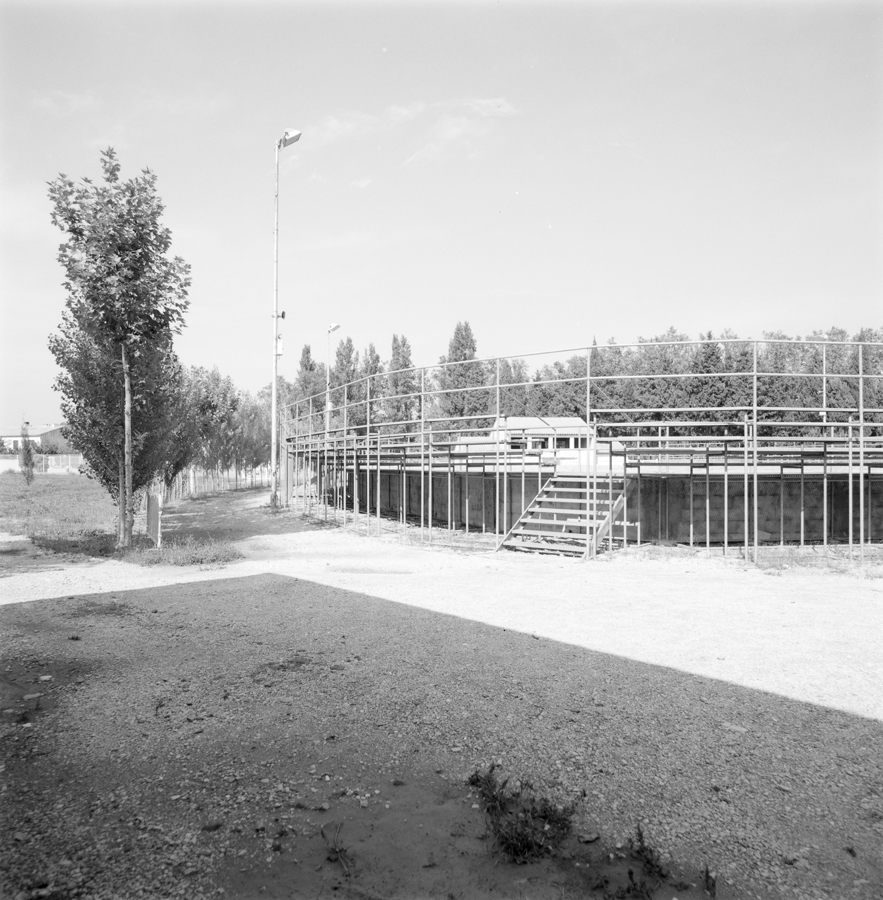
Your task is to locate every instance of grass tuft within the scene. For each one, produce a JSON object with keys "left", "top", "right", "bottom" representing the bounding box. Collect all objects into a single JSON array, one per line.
[
  {"left": 467, "top": 764, "right": 575, "bottom": 863},
  {"left": 126, "top": 535, "right": 243, "bottom": 567},
  {"left": 629, "top": 823, "right": 669, "bottom": 880}
]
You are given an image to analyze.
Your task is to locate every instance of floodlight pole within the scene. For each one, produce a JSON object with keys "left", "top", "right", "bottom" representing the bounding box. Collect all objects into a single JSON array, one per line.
[
  {"left": 271, "top": 128, "right": 301, "bottom": 508},
  {"left": 326, "top": 323, "right": 340, "bottom": 442}
]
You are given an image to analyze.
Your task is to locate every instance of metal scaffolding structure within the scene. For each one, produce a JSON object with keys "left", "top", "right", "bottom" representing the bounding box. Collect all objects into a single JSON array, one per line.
[{"left": 281, "top": 337, "right": 883, "bottom": 562}]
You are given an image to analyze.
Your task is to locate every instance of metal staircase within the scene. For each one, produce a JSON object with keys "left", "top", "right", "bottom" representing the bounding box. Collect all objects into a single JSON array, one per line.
[{"left": 499, "top": 474, "right": 638, "bottom": 558}]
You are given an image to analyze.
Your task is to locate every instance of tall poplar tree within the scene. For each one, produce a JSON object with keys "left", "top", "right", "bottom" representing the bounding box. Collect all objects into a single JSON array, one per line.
[
  {"left": 386, "top": 334, "right": 417, "bottom": 427},
  {"left": 49, "top": 149, "right": 190, "bottom": 545},
  {"left": 437, "top": 321, "right": 488, "bottom": 424}
]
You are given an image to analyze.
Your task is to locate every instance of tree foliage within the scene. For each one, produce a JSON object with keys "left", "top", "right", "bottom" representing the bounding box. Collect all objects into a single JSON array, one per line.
[
  {"left": 386, "top": 334, "right": 417, "bottom": 428},
  {"left": 437, "top": 321, "right": 489, "bottom": 425},
  {"left": 48, "top": 149, "right": 190, "bottom": 544},
  {"left": 49, "top": 312, "right": 183, "bottom": 538}
]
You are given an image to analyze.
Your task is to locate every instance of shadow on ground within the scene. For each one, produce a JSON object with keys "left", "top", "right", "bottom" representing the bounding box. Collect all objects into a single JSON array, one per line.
[
  {"left": 160, "top": 489, "right": 321, "bottom": 542},
  {"left": 1, "top": 574, "right": 881, "bottom": 899}
]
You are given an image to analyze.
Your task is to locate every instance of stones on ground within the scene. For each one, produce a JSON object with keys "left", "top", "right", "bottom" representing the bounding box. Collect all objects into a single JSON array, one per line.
[{"left": 722, "top": 722, "right": 747, "bottom": 734}]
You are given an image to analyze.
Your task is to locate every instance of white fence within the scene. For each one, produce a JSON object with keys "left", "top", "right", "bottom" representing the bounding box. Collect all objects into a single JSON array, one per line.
[{"left": 0, "top": 453, "right": 84, "bottom": 474}]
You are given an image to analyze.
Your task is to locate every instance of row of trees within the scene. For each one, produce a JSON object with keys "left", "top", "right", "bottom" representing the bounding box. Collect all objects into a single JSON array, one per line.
[{"left": 289, "top": 323, "right": 883, "bottom": 437}]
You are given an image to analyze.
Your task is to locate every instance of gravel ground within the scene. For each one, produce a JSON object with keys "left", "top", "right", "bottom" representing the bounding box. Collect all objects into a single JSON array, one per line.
[{"left": 1, "top": 494, "right": 882, "bottom": 899}]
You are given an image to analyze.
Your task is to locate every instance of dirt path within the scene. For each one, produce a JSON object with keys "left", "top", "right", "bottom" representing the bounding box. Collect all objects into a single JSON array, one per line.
[{"left": 2, "top": 490, "right": 882, "bottom": 900}]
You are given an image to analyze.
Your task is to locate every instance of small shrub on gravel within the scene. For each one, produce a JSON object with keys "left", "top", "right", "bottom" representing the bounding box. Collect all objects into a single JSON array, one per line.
[
  {"left": 127, "top": 535, "right": 243, "bottom": 566},
  {"left": 629, "top": 823, "right": 669, "bottom": 880},
  {"left": 467, "top": 764, "right": 575, "bottom": 863}
]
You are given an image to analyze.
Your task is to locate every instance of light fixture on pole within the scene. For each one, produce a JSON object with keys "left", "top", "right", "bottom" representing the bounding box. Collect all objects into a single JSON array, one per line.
[
  {"left": 326, "top": 323, "right": 340, "bottom": 441},
  {"left": 271, "top": 128, "right": 301, "bottom": 509}
]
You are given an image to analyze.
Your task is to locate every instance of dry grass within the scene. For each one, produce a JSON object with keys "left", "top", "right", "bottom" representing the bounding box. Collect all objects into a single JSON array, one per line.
[
  {"left": 618, "top": 540, "right": 883, "bottom": 578},
  {"left": 752, "top": 544, "right": 883, "bottom": 578},
  {"left": 126, "top": 534, "right": 243, "bottom": 567}
]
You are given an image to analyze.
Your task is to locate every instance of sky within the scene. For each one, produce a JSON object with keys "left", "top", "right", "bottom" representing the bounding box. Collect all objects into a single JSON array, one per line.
[{"left": 1, "top": 0, "right": 881, "bottom": 427}]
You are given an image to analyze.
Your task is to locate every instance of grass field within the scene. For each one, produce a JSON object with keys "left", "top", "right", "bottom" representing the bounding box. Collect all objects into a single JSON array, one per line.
[
  {"left": 0, "top": 471, "right": 117, "bottom": 542},
  {"left": 0, "top": 471, "right": 242, "bottom": 565}
]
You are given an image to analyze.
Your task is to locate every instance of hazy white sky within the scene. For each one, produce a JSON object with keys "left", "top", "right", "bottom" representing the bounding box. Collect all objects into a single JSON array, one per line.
[{"left": 1, "top": 0, "right": 881, "bottom": 426}]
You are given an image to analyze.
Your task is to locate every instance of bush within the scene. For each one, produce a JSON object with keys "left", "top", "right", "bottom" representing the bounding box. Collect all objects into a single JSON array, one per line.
[{"left": 467, "top": 764, "right": 575, "bottom": 863}]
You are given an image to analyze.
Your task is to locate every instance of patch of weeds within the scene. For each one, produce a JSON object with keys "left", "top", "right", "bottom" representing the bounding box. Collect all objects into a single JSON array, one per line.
[
  {"left": 321, "top": 822, "right": 351, "bottom": 875},
  {"left": 703, "top": 864, "right": 717, "bottom": 898},
  {"left": 126, "top": 535, "right": 243, "bottom": 566},
  {"left": 467, "top": 764, "right": 575, "bottom": 863},
  {"left": 600, "top": 869, "right": 656, "bottom": 899},
  {"left": 629, "top": 823, "right": 669, "bottom": 880}
]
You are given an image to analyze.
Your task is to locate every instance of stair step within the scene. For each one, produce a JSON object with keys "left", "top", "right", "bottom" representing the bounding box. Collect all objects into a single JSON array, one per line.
[
  {"left": 510, "top": 527, "right": 594, "bottom": 539},
  {"left": 522, "top": 516, "right": 593, "bottom": 526},
  {"left": 504, "top": 543, "right": 586, "bottom": 557},
  {"left": 535, "top": 500, "right": 613, "bottom": 509}
]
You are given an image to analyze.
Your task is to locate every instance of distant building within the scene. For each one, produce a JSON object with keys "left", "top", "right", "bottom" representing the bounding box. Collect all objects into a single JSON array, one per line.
[{"left": 0, "top": 424, "right": 71, "bottom": 453}]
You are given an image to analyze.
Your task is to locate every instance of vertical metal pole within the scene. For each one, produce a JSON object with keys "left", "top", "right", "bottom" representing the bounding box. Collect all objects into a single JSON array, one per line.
[
  {"left": 743, "top": 414, "right": 749, "bottom": 562},
  {"left": 308, "top": 397, "right": 313, "bottom": 517},
  {"left": 723, "top": 443, "right": 729, "bottom": 556},
  {"left": 296, "top": 401, "right": 300, "bottom": 512},
  {"left": 753, "top": 342, "right": 759, "bottom": 564},
  {"left": 323, "top": 429, "right": 328, "bottom": 523},
  {"left": 366, "top": 377, "right": 371, "bottom": 536},
  {"left": 608, "top": 442, "right": 613, "bottom": 551},
  {"left": 800, "top": 458, "right": 805, "bottom": 547},
  {"left": 622, "top": 445, "right": 628, "bottom": 548},
  {"left": 823, "top": 441, "right": 828, "bottom": 554},
  {"left": 482, "top": 457, "right": 486, "bottom": 534},
  {"left": 420, "top": 369, "right": 425, "bottom": 543},
  {"left": 428, "top": 422, "right": 433, "bottom": 546},
  {"left": 822, "top": 343, "right": 828, "bottom": 438},
  {"left": 689, "top": 460, "right": 694, "bottom": 549},
  {"left": 753, "top": 418, "right": 759, "bottom": 564},
  {"left": 343, "top": 385, "right": 348, "bottom": 527},
  {"left": 503, "top": 427, "right": 509, "bottom": 538},
  {"left": 521, "top": 440, "right": 526, "bottom": 526},
  {"left": 859, "top": 344, "right": 865, "bottom": 562},
  {"left": 270, "top": 140, "right": 280, "bottom": 509},
  {"left": 591, "top": 418, "right": 597, "bottom": 559},
  {"left": 637, "top": 459, "right": 642, "bottom": 546},
  {"left": 465, "top": 441, "right": 470, "bottom": 534},
  {"left": 779, "top": 465, "right": 784, "bottom": 546},
  {"left": 705, "top": 448, "right": 710, "bottom": 551},
  {"left": 586, "top": 347, "right": 591, "bottom": 559},
  {"left": 447, "top": 445, "right": 452, "bottom": 532},
  {"left": 848, "top": 417, "right": 854, "bottom": 558},
  {"left": 376, "top": 422, "right": 381, "bottom": 536},
  {"left": 495, "top": 359, "right": 501, "bottom": 542}
]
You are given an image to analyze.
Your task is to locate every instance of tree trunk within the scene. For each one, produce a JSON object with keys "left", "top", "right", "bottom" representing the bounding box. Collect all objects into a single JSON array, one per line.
[
  {"left": 118, "top": 457, "right": 125, "bottom": 545},
  {"left": 121, "top": 344, "right": 134, "bottom": 547}
]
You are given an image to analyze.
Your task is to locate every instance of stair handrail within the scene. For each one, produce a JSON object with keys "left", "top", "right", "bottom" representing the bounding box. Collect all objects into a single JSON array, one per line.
[
  {"left": 589, "top": 478, "right": 637, "bottom": 556},
  {"left": 495, "top": 472, "right": 556, "bottom": 552}
]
